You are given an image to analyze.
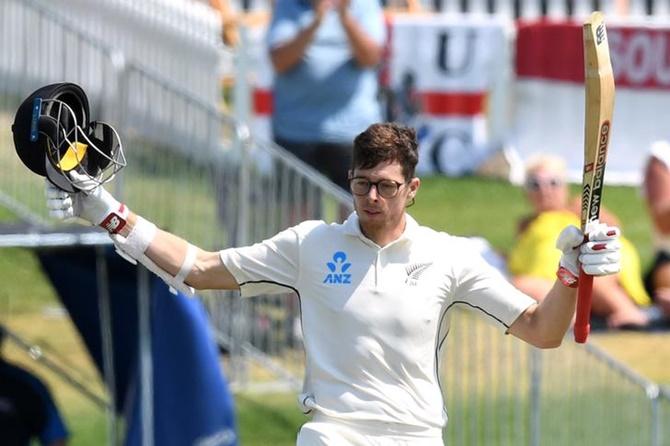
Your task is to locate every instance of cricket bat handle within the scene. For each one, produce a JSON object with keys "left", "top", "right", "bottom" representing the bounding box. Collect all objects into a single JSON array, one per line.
[{"left": 574, "top": 271, "right": 594, "bottom": 343}]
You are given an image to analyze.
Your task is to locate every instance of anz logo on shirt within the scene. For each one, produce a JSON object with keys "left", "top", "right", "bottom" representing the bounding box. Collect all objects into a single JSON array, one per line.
[{"left": 323, "top": 251, "right": 352, "bottom": 285}]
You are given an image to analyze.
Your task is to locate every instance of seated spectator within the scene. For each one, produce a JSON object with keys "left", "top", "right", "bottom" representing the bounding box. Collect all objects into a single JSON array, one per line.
[
  {"left": 642, "top": 141, "right": 670, "bottom": 320},
  {"left": 0, "top": 326, "right": 69, "bottom": 446},
  {"left": 508, "top": 154, "right": 652, "bottom": 329}
]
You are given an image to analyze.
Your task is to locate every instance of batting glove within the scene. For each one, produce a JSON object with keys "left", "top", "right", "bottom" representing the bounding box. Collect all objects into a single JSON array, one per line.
[
  {"left": 556, "top": 223, "right": 621, "bottom": 287},
  {"left": 45, "top": 171, "right": 128, "bottom": 234}
]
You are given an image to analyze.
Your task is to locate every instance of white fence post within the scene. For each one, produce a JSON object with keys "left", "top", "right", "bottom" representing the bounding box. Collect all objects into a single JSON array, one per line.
[{"left": 529, "top": 348, "right": 542, "bottom": 446}]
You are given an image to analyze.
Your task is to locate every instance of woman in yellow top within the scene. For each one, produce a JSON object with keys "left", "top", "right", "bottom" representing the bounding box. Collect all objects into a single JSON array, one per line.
[{"left": 509, "top": 154, "right": 651, "bottom": 329}]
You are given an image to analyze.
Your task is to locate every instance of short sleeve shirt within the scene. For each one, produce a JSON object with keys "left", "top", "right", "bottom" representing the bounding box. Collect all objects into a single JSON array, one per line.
[
  {"left": 220, "top": 213, "right": 535, "bottom": 432},
  {"left": 266, "top": 0, "right": 386, "bottom": 143}
]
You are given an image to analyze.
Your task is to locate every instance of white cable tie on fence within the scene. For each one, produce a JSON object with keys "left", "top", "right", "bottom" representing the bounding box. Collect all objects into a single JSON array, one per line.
[{"left": 646, "top": 384, "right": 660, "bottom": 400}]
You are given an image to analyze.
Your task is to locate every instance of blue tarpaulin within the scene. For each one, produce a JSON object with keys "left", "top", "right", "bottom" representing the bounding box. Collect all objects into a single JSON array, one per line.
[{"left": 38, "top": 246, "right": 237, "bottom": 446}]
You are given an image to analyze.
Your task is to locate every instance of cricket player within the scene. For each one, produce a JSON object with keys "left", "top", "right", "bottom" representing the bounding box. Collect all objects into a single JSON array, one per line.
[{"left": 46, "top": 123, "right": 621, "bottom": 445}]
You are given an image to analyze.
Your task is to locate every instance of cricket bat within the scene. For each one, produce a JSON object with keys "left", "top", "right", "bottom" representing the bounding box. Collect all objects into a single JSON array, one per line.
[{"left": 574, "top": 12, "right": 615, "bottom": 344}]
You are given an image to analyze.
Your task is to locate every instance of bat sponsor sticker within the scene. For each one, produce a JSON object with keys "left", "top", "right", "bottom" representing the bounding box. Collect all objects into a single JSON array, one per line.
[{"left": 588, "top": 121, "right": 610, "bottom": 221}]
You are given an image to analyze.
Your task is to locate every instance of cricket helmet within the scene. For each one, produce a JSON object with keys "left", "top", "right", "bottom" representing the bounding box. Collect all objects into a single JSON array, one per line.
[{"left": 12, "top": 82, "right": 125, "bottom": 192}]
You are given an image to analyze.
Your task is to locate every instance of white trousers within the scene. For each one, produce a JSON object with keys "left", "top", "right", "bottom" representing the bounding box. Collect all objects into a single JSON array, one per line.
[{"left": 296, "top": 415, "right": 444, "bottom": 446}]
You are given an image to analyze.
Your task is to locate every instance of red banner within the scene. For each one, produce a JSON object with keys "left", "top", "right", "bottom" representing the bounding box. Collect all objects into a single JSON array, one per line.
[
  {"left": 516, "top": 20, "right": 670, "bottom": 91},
  {"left": 516, "top": 20, "right": 584, "bottom": 83}
]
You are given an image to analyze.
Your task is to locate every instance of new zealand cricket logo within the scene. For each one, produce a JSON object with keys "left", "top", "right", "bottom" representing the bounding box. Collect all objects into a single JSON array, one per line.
[{"left": 405, "top": 262, "right": 433, "bottom": 286}]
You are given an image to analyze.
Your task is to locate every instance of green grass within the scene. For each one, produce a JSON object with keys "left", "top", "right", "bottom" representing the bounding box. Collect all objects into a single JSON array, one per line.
[
  {"left": 0, "top": 247, "right": 58, "bottom": 313},
  {"left": 409, "top": 176, "right": 528, "bottom": 251},
  {"left": 0, "top": 206, "right": 58, "bottom": 313},
  {"left": 443, "top": 389, "right": 663, "bottom": 445},
  {"left": 236, "top": 393, "right": 303, "bottom": 445}
]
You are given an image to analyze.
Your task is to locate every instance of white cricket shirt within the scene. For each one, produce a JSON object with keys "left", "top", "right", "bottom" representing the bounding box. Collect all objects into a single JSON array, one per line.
[{"left": 219, "top": 213, "right": 535, "bottom": 434}]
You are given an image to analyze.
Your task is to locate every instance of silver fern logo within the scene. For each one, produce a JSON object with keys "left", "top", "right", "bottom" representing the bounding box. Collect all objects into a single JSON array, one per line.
[{"left": 405, "top": 262, "right": 433, "bottom": 286}]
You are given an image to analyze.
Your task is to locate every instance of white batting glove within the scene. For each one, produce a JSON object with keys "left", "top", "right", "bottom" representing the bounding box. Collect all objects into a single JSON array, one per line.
[
  {"left": 45, "top": 171, "right": 128, "bottom": 233},
  {"left": 555, "top": 223, "right": 621, "bottom": 287}
]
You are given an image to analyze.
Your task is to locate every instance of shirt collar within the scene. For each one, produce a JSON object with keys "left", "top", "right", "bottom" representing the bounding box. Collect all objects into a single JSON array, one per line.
[{"left": 342, "top": 212, "right": 420, "bottom": 244}]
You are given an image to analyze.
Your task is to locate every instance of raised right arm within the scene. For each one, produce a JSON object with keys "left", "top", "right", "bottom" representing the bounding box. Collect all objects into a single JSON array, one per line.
[
  {"left": 46, "top": 177, "right": 239, "bottom": 292},
  {"left": 120, "top": 212, "right": 239, "bottom": 291}
]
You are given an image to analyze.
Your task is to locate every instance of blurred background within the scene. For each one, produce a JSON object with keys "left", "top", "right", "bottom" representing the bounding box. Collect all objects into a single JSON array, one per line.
[{"left": 0, "top": 0, "right": 669, "bottom": 445}]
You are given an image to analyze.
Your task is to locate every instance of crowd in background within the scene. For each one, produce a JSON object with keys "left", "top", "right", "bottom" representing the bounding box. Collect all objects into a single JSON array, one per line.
[
  {"left": 205, "top": 0, "right": 658, "bottom": 47},
  {"left": 207, "top": 0, "right": 670, "bottom": 331}
]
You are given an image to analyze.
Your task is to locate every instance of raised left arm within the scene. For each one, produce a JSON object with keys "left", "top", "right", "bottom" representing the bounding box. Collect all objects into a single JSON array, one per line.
[
  {"left": 508, "top": 223, "right": 621, "bottom": 348},
  {"left": 508, "top": 282, "right": 576, "bottom": 348}
]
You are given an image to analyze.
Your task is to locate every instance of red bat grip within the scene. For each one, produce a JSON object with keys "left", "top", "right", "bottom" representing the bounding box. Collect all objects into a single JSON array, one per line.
[{"left": 574, "top": 271, "right": 594, "bottom": 343}]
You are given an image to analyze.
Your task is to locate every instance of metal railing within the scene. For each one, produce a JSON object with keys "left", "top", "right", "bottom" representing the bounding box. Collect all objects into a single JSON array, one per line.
[
  {"left": 0, "top": 0, "right": 353, "bottom": 400},
  {"left": 0, "top": 0, "right": 668, "bottom": 444},
  {"left": 2, "top": 325, "right": 109, "bottom": 410},
  {"left": 442, "top": 310, "right": 670, "bottom": 445},
  {"left": 229, "top": 0, "right": 670, "bottom": 18}
]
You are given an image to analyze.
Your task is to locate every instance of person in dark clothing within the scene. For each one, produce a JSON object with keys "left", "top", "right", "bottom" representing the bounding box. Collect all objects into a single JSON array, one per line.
[{"left": 0, "top": 326, "right": 69, "bottom": 446}]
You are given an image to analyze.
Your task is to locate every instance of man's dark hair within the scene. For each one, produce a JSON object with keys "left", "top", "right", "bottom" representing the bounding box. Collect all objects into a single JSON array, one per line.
[{"left": 352, "top": 123, "right": 419, "bottom": 181}]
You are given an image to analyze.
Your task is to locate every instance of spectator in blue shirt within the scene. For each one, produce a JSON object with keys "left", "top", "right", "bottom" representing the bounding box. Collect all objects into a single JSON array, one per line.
[
  {"left": 0, "top": 326, "right": 69, "bottom": 446},
  {"left": 267, "top": 0, "right": 386, "bottom": 189}
]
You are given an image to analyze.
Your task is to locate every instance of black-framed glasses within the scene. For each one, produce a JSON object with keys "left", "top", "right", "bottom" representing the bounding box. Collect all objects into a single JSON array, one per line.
[
  {"left": 525, "top": 176, "right": 563, "bottom": 191},
  {"left": 349, "top": 177, "right": 406, "bottom": 198}
]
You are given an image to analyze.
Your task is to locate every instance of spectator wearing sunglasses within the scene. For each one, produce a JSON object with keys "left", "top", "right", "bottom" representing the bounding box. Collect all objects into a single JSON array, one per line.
[{"left": 508, "top": 154, "right": 652, "bottom": 329}]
